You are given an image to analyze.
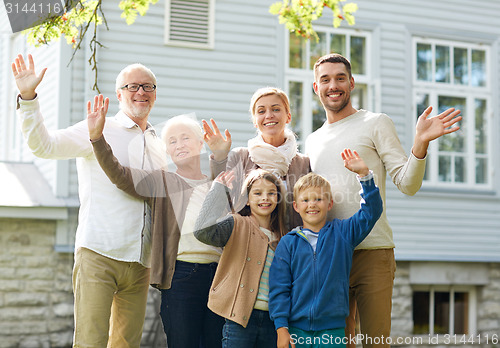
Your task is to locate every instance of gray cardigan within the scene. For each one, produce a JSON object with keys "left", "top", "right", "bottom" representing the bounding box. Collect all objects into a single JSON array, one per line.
[{"left": 92, "top": 136, "right": 193, "bottom": 289}]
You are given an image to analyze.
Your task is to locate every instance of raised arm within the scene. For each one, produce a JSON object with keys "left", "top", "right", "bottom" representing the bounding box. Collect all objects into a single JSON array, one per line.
[
  {"left": 88, "top": 96, "right": 163, "bottom": 201},
  {"left": 341, "top": 150, "right": 383, "bottom": 246},
  {"left": 202, "top": 118, "right": 232, "bottom": 162},
  {"left": 341, "top": 148, "right": 369, "bottom": 177},
  {"left": 12, "top": 54, "right": 46, "bottom": 100},
  {"left": 87, "top": 94, "right": 109, "bottom": 141},
  {"left": 412, "top": 106, "right": 462, "bottom": 159},
  {"left": 194, "top": 172, "right": 235, "bottom": 247},
  {"left": 13, "top": 54, "right": 93, "bottom": 159}
]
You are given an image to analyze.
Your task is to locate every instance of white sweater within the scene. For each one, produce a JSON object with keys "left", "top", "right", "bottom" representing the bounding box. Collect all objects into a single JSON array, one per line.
[{"left": 305, "top": 109, "right": 426, "bottom": 249}]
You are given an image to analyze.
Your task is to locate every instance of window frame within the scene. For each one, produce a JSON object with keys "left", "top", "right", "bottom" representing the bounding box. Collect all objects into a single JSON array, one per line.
[
  {"left": 285, "top": 27, "right": 373, "bottom": 146},
  {"left": 412, "top": 37, "right": 492, "bottom": 190},
  {"left": 1, "top": 33, "right": 25, "bottom": 162},
  {"left": 412, "top": 285, "right": 477, "bottom": 336}
]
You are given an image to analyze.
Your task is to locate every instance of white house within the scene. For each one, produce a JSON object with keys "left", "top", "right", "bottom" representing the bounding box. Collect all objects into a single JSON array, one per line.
[{"left": 1, "top": 0, "right": 499, "bottom": 346}]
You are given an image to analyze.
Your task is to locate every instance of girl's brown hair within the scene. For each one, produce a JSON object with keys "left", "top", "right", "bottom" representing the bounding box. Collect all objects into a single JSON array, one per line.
[{"left": 238, "top": 169, "right": 288, "bottom": 240}]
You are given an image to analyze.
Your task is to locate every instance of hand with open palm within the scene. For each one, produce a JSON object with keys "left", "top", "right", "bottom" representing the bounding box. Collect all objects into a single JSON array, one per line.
[{"left": 87, "top": 94, "right": 110, "bottom": 141}]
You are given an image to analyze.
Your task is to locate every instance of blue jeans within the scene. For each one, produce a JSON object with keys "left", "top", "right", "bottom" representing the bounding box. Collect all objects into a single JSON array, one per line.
[
  {"left": 289, "top": 327, "right": 346, "bottom": 348},
  {"left": 222, "top": 309, "right": 277, "bottom": 348},
  {"left": 160, "top": 261, "right": 224, "bottom": 348}
]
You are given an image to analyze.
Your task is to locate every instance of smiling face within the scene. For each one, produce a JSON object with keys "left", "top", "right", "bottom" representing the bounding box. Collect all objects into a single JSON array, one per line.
[
  {"left": 252, "top": 94, "right": 292, "bottom": 147},
  {"left": 293, "top": 187, "right": 333, "bottom": 232},
  {"left": 117, "top": 68, "right": 156, "bottom": 122},
  {"left": 164, "top": 124, "right": 203, "bottom": 167},
  {"left": 313, "top": 62, "right": 356, "bottom": 121},
  {"left": 247, "top": 178, "right": 279, "bottom": 225}
]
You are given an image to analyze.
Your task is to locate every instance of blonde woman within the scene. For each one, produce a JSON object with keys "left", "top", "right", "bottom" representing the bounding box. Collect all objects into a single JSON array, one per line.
[{"left": 203, "top": 87, "right": 310, "bottom": 230}]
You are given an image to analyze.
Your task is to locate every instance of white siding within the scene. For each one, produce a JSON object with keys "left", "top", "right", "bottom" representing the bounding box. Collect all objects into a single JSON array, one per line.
[
  {"left": 5, "top": 0, "right": 498, "bottom": 260},
  {"left": 92, "top": 0, "right": 283, "bottom": 147},
  {"left": 89, "top": 0, "right": 500, "bottom": 261},
  {"left": 352, "top": 0, "right": 500, "bottom": 261},
  {"left": 288, "top": 0, "right": 500, "bottom": 261}
]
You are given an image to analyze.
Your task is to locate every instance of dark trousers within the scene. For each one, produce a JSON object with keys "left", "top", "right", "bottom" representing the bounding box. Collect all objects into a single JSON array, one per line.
[
  {"left": 222, "top": 309, "right": 277, "bottom": 348},
  {"left": 160, "top": 260, "right": 225, "bottom": 348}
]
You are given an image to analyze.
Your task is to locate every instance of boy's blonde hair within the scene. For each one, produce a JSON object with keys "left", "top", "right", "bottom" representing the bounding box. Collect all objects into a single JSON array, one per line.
[{"left": 293, "top": 173, "right": 332, "bottom": 201}]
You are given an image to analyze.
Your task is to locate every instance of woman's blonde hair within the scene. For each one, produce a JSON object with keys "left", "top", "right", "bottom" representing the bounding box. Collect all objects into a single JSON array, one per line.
[{"left": 249, "top": 87, "right": 291, "bottom": 121}]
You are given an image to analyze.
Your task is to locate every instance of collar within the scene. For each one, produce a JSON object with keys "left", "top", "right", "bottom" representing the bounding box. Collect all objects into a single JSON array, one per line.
[
  {"left": 114, "top": 111, "right": 156, "bottom": 135},
  {"left": 247, "top": 128, "right": 298, "bottom": 177}
]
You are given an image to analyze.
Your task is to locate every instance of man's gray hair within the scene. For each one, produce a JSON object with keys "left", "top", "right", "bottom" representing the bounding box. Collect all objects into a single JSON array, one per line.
[{"left": 115, "top": 63, "right": 157, "bottom": 91}]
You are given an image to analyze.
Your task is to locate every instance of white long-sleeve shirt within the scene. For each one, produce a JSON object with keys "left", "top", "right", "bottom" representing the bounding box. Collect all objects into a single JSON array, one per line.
[
  {"left": 17, "top": 97, "right": 167, "bottom": 266},
  {"left": 306, "top": 109, "right": 426, "bottom": 249}
]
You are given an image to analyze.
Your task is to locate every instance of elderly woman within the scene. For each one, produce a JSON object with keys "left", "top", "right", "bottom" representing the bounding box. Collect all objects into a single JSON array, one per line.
[
  {"left": 87, "top": 97, "right": 224, "bottom": 348},
  {"left": 203, "top": 87, "right": 310, "bottom": 230}
]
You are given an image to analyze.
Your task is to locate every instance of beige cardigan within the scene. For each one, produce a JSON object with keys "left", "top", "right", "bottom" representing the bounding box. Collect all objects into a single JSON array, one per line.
[
  {"left": 201, "top": 214, "right": 278, "bottom": 328},
  {"left": 92, "top": 137, "right": 193, "bottom": 289}
]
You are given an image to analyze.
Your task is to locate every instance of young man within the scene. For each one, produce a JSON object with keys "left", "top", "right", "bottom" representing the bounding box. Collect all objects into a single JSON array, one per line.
[
  {"left": 12, "top": 54, "right": 166, "bottom": 347},
  {"left": 269, "top": 149, "right": 383, "bottom": 348},
  {"left": 305, "top": 53, "right": 462, "bottom": 347}
]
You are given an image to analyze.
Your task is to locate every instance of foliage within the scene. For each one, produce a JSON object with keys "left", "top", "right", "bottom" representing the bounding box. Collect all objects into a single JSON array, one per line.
[
  {"left": 24, "top": 0, "right": 99, "bottom": 48},
  {"left": 23, "top": 0, "right": 158, "bottom": 91},
  {"left": 269, "top": 0, "right": 358, "bottom": 41},
  {"left": 21, "top": 0, "right": 354, "bottom": 90},
  {"left": 119, "top": 0, "right": 158, "bottom": 24}
]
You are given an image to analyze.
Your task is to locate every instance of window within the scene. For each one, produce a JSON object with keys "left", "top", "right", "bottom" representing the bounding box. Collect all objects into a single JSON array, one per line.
[
  {"left": 164, "top": 0, "right": 214, "bottom": 49},
  {"left": 413, "top": 38, "right": 490, "bottom": 188},
  {"left": 286, "top": 28, "right": 371, "bottom": 146},
  {"left": 412, "top": 286, "right": 476, "bottom": 335}
]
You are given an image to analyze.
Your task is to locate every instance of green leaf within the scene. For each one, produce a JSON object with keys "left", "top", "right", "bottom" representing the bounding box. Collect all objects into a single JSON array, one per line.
[{"left": 343, "top": 3, "right": 358, "bottom": 13}]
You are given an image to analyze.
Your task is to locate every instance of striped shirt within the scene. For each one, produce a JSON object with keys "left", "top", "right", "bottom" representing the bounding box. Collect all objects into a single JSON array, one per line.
[{"left": 254, "top": 227, "right": 275, "bottom": 311}]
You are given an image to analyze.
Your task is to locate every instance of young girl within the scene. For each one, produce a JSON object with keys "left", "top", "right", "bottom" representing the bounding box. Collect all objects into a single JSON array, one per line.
[{"left": 194, "top": 169, "right": 287, "bottom": 348}]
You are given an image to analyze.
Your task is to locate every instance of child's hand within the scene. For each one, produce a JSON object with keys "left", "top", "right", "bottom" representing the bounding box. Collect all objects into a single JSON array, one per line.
[
  {"left": 214, "top": 170, "right": 235, "bottom": 189},
  {"left": 341, "top": 149, "right": 369, "bottom": 177},
  {"left": 277, "top": 327, "right": 295, "bottom": 348}
]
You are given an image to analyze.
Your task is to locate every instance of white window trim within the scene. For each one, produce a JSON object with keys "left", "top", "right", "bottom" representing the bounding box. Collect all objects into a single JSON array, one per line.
[
  {"left": 164, "top": 0, "right": 215, "bottom": 50},
  {"left": 412, "top": 37, "right": 492, "bottom": 190},
  {"left": 412, "top": 285, "right": 477, "bottom": 336},
  {"left": 2, "top": 33, "right": 25, "bottom": 162},
  {"left": 412, "top": 37, "right": 491, "bottom": 90}
]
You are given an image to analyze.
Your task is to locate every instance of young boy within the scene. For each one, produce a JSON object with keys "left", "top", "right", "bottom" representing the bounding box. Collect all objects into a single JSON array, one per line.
[{"left": 269, "top": 149, "right": 383, "bottom": 348}]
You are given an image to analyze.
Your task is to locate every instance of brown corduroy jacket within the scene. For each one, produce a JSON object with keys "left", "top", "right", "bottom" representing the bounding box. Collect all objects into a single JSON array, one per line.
[
  {"left": 196, "top": 214, "right": 278, "bottom": 328},
  {"left": 92, "top": 137, "right": 192, "bottom": 289}
]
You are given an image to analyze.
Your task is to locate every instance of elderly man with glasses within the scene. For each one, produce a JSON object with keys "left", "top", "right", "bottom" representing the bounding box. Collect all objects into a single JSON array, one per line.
[{"left": 12, "top": 54, "right": 167, "bottom": 348}]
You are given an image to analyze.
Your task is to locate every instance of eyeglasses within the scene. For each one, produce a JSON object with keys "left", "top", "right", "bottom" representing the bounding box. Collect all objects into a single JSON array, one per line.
[{"left": 120, "top": 84, "right": 156, "bottom": 92}]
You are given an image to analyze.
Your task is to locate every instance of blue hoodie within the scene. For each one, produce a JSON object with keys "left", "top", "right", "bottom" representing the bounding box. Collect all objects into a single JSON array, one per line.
[{"left": 269, "top": 177, "right": 383, "bottom": 331}]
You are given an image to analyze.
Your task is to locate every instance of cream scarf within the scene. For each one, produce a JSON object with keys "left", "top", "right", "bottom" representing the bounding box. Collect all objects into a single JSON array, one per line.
[{"left": 247, "top": 129, "right": 298, "bottom": 177}]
